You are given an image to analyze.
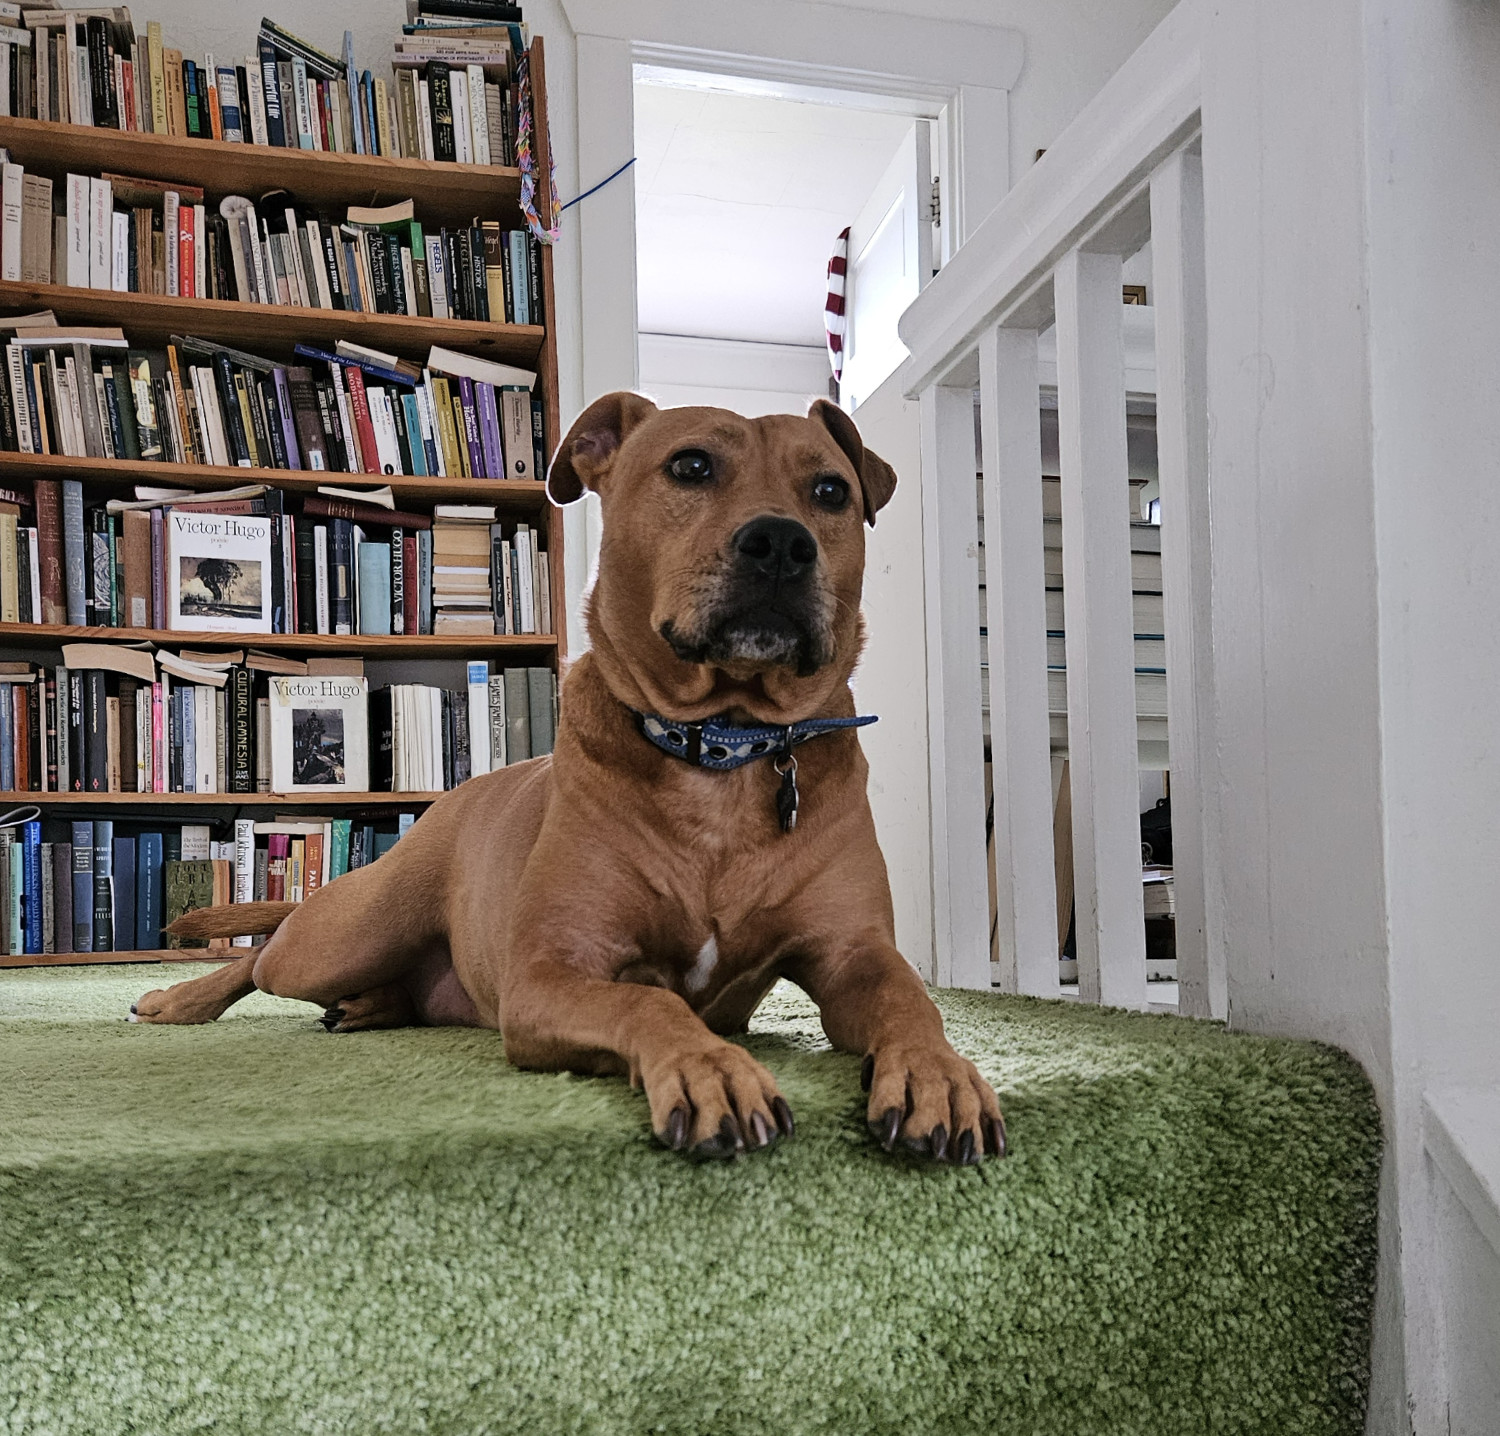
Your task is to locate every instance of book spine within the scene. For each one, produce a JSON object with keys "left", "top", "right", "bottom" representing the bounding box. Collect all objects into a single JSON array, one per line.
[
  {"left": 70, "top": 821, "right": 93, "bottom": 953},
  {"left": 92, "top": 820, "right": 114, "bottom": 951},
  {"left": 230, "top": 665, "right": 253, "bottom": 793},
  {"left": 330, "top": 519, "right": 353, "bottom": 635}
]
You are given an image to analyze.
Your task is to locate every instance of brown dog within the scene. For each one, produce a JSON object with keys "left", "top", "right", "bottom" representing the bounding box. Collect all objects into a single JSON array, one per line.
[{"left": 134, "top": 394, "right": 1006, "bottom": 1164}]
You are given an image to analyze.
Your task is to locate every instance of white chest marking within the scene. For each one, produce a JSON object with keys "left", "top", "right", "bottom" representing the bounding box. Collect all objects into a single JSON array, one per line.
[{"left": 684, "top": 936, "right": 719, "bottom": 994}]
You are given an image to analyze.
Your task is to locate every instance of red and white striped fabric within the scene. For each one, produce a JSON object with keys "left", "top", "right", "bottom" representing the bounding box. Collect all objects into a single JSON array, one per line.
[{"left": 825, "top": 226, "right": 850, "bottom": 381}]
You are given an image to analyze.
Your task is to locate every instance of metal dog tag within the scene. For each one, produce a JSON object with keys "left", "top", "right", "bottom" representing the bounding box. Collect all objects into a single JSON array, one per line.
[{"left": 775, "top": 756, "right": 799, "bottom": 833}]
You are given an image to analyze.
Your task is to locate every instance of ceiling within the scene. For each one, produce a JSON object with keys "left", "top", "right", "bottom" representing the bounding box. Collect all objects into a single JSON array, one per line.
[{"left": 633, "top": 80, "right": 917, "bottom": 348}]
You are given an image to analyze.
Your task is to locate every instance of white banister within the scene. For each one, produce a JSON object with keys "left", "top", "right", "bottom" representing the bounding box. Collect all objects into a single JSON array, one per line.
[
  {"left": 1149, "top": 149, "right": 1225, "bottom": 1020},
  {"left": 918, "top": 384, "right": 991, "bottom": 989},
  {"left": 977, "top": 325, "right": 1058, "bottom": 996},
  {"left": 1054, "top": 248, "right": 1148, "bottom": 1010}
]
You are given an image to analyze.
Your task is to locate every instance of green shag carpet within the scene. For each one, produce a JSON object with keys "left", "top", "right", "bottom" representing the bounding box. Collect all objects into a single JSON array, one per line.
[{"left": 1, "top": 965, "right": 1380, "bottom": 1436}]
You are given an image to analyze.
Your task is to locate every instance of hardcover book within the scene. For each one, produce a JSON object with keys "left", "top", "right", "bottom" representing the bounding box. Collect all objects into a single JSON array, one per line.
[
  {"left": 166, "top": 510, "right": 272, "bottom": 633},
  {"left": 268, "top": 675, "right": 370, "bottom": 792}
]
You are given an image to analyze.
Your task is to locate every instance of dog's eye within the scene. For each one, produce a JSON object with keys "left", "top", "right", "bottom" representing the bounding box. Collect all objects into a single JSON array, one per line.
[
  {"left": 811, "top": 476, "right": 851, "bottom": 511},
  {"left": 667, "top": 449, "right": 714, "bottom": 484}
]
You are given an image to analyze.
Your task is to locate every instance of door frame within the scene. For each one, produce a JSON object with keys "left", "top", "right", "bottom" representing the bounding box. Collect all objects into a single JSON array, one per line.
[{"left": 558, "top": 0, "right": 1023, "bottom": 648}]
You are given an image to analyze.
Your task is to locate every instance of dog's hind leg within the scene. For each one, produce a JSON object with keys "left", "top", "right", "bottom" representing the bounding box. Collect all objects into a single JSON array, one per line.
[
  {"left": 317, "top": 983, "right": 418, "bottom": 1033},
  {"left": 131, "top": 953, "right": 259, "bottom": 1025}
]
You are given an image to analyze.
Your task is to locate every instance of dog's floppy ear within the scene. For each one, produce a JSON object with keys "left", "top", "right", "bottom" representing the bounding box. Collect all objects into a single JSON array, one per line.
[
  {"left": 547, "top": 391, "right": 659, "bottom": 505},
  {"left": 808, "top": 399, "right": 898, "bottom": 526}
]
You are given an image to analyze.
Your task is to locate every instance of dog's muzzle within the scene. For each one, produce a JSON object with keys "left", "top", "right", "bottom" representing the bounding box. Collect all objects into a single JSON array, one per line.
[{"left": 662, "top": 516, "right": 833, "bottom": 676}]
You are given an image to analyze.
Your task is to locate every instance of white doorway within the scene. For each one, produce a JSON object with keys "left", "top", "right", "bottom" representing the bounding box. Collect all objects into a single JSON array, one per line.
[{"left": 633, "top": 71, "right": 936, "bottom": 416}]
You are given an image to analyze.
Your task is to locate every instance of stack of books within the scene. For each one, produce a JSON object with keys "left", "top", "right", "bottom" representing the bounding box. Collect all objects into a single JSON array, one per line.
[
  {"left": 0, "top": 814, "right": 416, "bottom": 958},
  {"left": 392, "top": 0, "right": 522, "bottom": 164},
  {"left": 431, "top": 504, "right": 495, "bottom": 634},
  {"left": 0, "top": 647, "right": 555, "bottom": 798},
  {"left": 0, "top": 322, "right": 542, "bottom": 479},
  {"left": 0, "top": 7, "right": 529, "bottom": 168}
]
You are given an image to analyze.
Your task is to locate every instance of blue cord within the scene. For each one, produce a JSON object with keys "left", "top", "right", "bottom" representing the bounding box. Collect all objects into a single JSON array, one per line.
[{"left": 559, "top": 156, "right": 638, "bottom": 214}]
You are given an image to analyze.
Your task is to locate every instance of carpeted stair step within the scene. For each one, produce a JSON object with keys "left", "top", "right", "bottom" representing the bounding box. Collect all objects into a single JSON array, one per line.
[{"left": 0, "top": 965, "right": 1380, "bottom": 1436}]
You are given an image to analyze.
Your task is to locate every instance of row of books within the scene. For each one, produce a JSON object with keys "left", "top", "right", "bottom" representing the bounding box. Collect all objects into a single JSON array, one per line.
[
  {"left": 1, "top": 482, "right": 551, "bottom": 636},
  {"left": 0, "top": 155, "right": 541, "bottom": 326},
  {"left": 0, "top": 651, "right": 557, "bottom": 797},
  {"left": 0, "top": 815, "right": 416, "bottom": 957},
  {"left": 0, "top": 6, "right": 528, "bottom": 169},
  {"left": 0, "top": 326, "right": 542, "bottom": 480}
]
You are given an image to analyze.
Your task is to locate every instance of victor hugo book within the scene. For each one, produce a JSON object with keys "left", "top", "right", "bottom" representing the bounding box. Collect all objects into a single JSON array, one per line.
[
  {"left": 167, "top": 511, "right": 273, "bottom": 633},
  {"left": 268, "top": 675, "right": 370, "bottom": 793}
]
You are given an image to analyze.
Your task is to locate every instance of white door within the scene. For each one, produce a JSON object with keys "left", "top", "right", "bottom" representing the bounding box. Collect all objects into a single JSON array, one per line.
[{"left": 839, "top": 122, "right": 934, "bottom": 411}]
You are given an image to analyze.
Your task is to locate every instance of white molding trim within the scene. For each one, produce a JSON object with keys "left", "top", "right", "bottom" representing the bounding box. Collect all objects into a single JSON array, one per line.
[
  {"left": 897, "top": 0, "right": 1205, "bottom": 396},
  {"left": 638, "top": 334, "right": 829, "bottom": 396},
  {"left": 561, "top": 0, "right": 1023, "bottom": 95}
]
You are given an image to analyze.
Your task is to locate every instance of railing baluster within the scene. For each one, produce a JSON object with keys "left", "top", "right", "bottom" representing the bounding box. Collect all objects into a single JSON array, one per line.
[
  {"left": 1151, "top": 148, "right": 1225, "bottom": 1020},
  {"left": 1054, "top": 247, "right": 1148, "bottom": 1009},
  {"left": 977, "top": 325, "right": 1058, "bottom": 995},
  {"left": 919, "top": 383, "right": 991, "bottom": 990}
]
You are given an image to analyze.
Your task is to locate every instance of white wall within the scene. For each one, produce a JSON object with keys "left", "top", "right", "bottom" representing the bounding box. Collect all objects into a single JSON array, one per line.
[
  {"left": 846, "top": 374, "right": 934, "bottom": 976},
  {"left": 1361, "top": 0, "right": 1500, "bottom": 1427},
  {"left": 814, "top": 0, "right": 1178, "bottom": 207},
  {"left": 637, "top": 334, "right": 830, "bottom": 416}
]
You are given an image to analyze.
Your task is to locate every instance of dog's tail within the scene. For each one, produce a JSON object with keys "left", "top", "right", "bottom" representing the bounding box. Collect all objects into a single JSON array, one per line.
[{"left": 167, "top": 901, "right": 299, "bottom": 942}]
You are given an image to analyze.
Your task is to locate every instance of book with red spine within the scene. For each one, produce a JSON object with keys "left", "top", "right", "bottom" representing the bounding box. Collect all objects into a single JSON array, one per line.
[
  {"left": 403, "top": 533, "right": 419, "bottom": 636},
  {"left": 33, "top": 479, "right": 67, "bottom": 625},
  {"left": 300, "top": 493, "right": 432, "bottom": 530},
  {"left": 178, "top": 202, "right": 196, "bottom": 299},
  {"left": 266, "top": 832, "right": 290, "bottom": 901},
  {"left": 342, "top": 367, "right": 382, "bottom": 474}
]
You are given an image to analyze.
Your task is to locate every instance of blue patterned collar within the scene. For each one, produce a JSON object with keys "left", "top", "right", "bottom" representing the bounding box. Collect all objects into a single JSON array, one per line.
[{"left": 634, "top": 710, "right": 878, "bottom": 772}]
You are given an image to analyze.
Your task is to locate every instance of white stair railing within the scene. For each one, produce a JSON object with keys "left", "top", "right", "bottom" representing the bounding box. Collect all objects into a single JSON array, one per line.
[{"left": 898, "top": 0, "right": 1225, "bottom": 1016}]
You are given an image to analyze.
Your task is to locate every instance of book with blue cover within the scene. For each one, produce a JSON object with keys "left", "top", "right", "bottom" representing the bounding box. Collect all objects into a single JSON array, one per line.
[
  {"left": 21, "top": 819, "right": 42, "bottom": 954},
  {"left": 357, "top": 542, "right": 392, "bottom": 636},
  {"left": 137, "top": 831, "right": 164, "bottom": 950},
  {"left": 113, "top": 837, "right": 137, "bottom": 952}
]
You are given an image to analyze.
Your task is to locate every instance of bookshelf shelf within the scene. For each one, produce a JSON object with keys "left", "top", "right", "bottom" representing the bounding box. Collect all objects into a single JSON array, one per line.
[
  {"left": 0, "top": 791, "right": 443, "bottom": 806},
  {"left": 0, "top": 623, "right": 556, "bottom": 655},
  {"left": 0, "top": 453, "right": 551, "bottom": 506},
  {"left": 0, "top": 947, "right": 230, "bottom": 969},
  {"left": 0, "top": 280, "right": 545, "bottom": 367},
  {"left": 0, "top": 116, "right": 526, "bottom": 232}
]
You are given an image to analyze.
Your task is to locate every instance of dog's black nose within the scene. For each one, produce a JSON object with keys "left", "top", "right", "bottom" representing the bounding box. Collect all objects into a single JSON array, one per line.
[{"left": 733, "top": 516, "right": 818, "bottom": 583}]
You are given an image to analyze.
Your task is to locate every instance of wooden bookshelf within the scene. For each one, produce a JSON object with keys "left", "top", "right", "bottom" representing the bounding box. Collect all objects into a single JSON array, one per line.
[
  {"left": 0, "top": 116, "right": 525, "bottom": 231},
  {"left": 0, "top": 623, "right": 557, "bottom": 656},
  {"left": 0, "top": 280, "right": 546, "bottom": 367},
  {"left": 0, "top": 39, "right": 566, "bottom": 968},
  {"left": 1, "top": 947, "right": 236, "bottom": 968},
  {"left": 0, "top": 452, "right": 551, "bottom": 507}
]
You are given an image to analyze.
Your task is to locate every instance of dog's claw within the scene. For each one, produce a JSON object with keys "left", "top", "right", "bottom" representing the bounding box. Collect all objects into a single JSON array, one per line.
[
  {"left": 868, "top": 1106, "right": 902, "bottom": 1152},
  {"left": 987, "top": 1115, "right": 1008, "bottom": 1158},
  {"left": 772, "top": 1096, "right": 795, "bottom": 1137},
  {"left": 749, "top": 1110, "right": 773, "bottom": 1149},
  {"left": 129, "top": 1003, "right": 137, "bottom": 1015},
  {"left": 319, "top": 1006, "right": 344, "bottom": 1032},
  {"left": 929, "top": 1123, "right": 949, "bottom": 1163},
  {"left": 662, "top": 1107, "right": 689, "bottom": 1151},
  {"left": 860, "top": 1053, "right": 874, "bottom": 1092},
  {"left": 691, "top": 1113, "right": 745, "bottom": 1161},
  {"left": 956, "top": 1129, "right": 977, "bottom": 1166}
]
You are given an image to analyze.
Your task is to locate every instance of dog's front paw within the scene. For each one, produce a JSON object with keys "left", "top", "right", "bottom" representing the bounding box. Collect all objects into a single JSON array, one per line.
[
  {"left": 644, "top": 1043, "right": 794, "bottom": 1161},
  {"left": 862, "top": 1043, "right": 1007, "bottom": 1163}
]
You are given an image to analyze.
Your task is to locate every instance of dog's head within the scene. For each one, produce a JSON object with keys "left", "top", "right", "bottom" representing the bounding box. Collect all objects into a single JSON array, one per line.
[{"left": 548, "top": 393, "right": 896, "bottom": 722}]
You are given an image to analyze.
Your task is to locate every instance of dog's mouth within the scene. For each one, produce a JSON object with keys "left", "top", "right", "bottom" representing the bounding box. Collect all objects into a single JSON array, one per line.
[{"left": 660, "top": 604, "right": 831, "bottom": 679}]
